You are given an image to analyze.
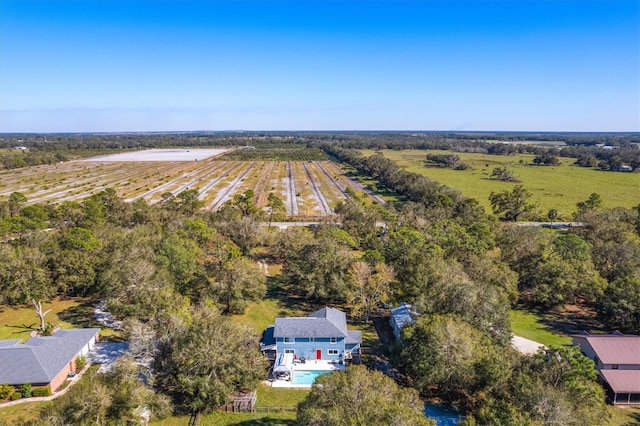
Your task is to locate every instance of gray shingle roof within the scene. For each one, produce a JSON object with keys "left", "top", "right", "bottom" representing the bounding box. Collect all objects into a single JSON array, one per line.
[
  {"left": 274, "top": 307, "right": 350, "bottom": 338},
  {"left": 0, "top": 328, "right": 100, "bottom": 386},
  {"left": 346, "top": 330, "right": 362, "bottom": 345}
]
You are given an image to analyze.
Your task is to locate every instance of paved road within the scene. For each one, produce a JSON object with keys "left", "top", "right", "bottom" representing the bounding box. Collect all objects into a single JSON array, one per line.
[{"left": 515, "top": 222, "right": 585, "bottom": 229}]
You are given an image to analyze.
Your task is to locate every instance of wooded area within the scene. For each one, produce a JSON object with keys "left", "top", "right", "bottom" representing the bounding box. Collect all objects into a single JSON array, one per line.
[{"left": 0, "top": 132, "right": 638, "bottom": 424}]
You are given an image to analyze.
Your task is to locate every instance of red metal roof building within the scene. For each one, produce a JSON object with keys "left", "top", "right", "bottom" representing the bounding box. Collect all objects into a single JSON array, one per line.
[{"left": 572, "top": 332, "right": 640, "bottom": 406}]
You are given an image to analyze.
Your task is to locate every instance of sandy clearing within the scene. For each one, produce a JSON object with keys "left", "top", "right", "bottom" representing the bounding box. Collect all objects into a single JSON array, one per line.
[
  {"left": 79, "top": 148, "right": 229, "bottom": 162},
  {"left": 511, "top": 335, "right": 546, "bottom": 355}
]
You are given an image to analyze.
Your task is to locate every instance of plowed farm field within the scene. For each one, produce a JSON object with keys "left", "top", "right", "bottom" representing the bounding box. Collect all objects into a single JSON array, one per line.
[{"left": 0, "top": 149, "right": 383, "bottom": 217}]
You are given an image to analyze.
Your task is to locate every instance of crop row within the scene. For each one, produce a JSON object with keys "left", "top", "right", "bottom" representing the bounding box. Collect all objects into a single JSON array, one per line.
[{"left": 0, "top": 160, "right": 382, "bottom": 217}]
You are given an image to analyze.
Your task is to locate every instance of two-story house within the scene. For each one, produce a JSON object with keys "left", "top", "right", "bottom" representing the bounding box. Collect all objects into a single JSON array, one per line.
[
  {"left": 572, "top": 331, "right": 640, "bottom": 406},
  {"left": 261, "top": 307, "right": 361, "bottom": 365}
]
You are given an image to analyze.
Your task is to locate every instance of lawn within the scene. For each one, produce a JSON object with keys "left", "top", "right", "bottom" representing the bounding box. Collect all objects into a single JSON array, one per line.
[
  {"left": 361, "top": 149, "right": 640, "bottom": 216},
  {"left": 0, "top": 297, "right": 85, "bottom": 341},
  {"left": 0, "top": 401, "right": 53, "bottom": 424},
  {"left": 606, "top": 406, "right": 640, "bottom": 426},
  {"left": 510, "top": 309, "right": 572, "bottom": 347},
  {"left": 152, "top": 411, "right": 296, "bottom": 425}
]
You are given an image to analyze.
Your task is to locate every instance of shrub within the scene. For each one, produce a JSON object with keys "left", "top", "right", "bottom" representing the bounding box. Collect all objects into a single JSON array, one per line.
[
  {"left": 32, "top": 387, "right": 52, "bottom": 397},
  {"left": 21, "top": 383, "right": 32, "bottom": 398},
  {"left": 10, "top": 392, "right": 22, "bottom": 400},
  {"left": 75, "top": 355, "right": 87, "bottom": 371},
  {"left": 0, "top": 384, "right": 13, "bottom": 400}
]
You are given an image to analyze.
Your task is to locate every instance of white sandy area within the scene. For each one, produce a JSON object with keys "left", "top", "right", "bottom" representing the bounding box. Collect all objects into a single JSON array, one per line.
[
  {"left": 79, "top": 148, "right": 228, "bottom": 162},
  {"left": 511, "top": 335, "right": 546, "bottom": 355}
]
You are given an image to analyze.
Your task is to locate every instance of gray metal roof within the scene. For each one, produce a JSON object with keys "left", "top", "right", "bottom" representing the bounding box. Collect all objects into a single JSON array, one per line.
[
  {"left": 391, "top": 303, "right": 415, "bottom": 330},
  {"left": 274, "top": 307, "right": 349, "bottom": 338},
  {"left": 0, "top": 328, "right": 100, "bottom": 385}
]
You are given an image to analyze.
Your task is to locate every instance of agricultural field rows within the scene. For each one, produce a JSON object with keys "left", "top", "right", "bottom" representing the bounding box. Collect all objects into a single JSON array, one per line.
[{"left": 0, "top": 158, "right": 381, "bottom": 217}]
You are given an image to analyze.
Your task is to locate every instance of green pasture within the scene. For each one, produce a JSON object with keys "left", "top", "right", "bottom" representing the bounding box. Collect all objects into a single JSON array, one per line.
[{"left": 361, "top": 149, "right": 640, "bottom": 216}]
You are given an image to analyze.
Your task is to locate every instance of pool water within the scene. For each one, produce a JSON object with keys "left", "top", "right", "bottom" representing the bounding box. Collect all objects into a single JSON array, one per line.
[
  {"left": 291, "top": 370, "right": 333, "bottom": 385},
  {"left": 424, "top": 403, "right": 462, "bottom": 425}
]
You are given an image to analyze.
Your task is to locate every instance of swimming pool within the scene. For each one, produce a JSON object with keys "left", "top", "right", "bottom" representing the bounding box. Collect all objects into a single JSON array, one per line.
[{"left": 291, "top": 370, "right": 334, "bottom": 385}]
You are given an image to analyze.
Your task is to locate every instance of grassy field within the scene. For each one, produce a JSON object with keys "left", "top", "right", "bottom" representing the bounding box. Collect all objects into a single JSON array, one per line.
[
  {"left": 0, "top": 401, "right": 53, "bottom": 424},
  {"left": 509, "top": 309, "right": 572, "bottom": 347},
  {"left": 0, "top": 297, "right": 122, "bottom": 341},
  {"left": 0, "top": 297, "right": 86, "bottom": 341},
  {"left": 361, "top": 149, "right": 640, "bottom": 215}
]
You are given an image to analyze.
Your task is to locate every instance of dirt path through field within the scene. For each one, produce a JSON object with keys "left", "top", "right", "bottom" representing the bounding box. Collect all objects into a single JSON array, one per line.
[
  {"left": 196, "top": 162, "right": 245, "bottom": 201},
  {"left": 128, "top": 161, "right": 219, "bottom": 202},
  {"left": 169, "top": 161, "right": 230, "bottom": 196},
  {"left": 206, "top": 162, "right": 256, "bottom": 211},
  {"left": 286, "top": 162, "right": 299, "bottom": 215},
  {"left": 315, "top": 161, "right": 349, "bottom": 197},
  {"left": 302, "top": 162, "right": 331, "bottom": 215},
  {"left": 324, "top": 162, "right": 387, "bottom": 205},
  {"left": 254, "top": 161, "right": 276, "bottom": 208}
]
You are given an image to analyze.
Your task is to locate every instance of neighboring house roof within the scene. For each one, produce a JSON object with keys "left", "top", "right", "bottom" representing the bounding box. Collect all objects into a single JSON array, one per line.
[
  {"left": 0, "top": 328, "right": 100, "bottom": 385},
  {"left": 600, "top": 370, "right": 640, "bottom": 393},
  {"left": 391, "top": 303, "right": 415, "bottom": 330},
  {"left": 573, "top": 333, "right": 640, "bottom": 365},
  {"left": 273, "top": 307, "right": 351, "bottom": 339}
]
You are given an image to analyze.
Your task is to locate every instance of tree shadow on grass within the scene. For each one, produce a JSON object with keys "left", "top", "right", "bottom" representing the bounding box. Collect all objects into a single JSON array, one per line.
[
  {"left": 538, "top": 304, "right": 606, "bottom": 336},
  {"left": 57, "top": 299, "right": 99, "bottom": 329},
  {"left": 621, "top": 410, "right": 640, "bottom": 426}
]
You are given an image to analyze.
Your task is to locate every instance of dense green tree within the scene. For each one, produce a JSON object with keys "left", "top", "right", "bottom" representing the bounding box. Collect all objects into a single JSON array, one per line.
[
  {"left": 490, "top": 166, "right": 519, "bottom": 182},
  {"left": 41, "top": 356, "right": 171, "bottom": 425},
  {"left": 394, "top": 315, "right": 507, "bottom": 404},
  {"left": 266, "top": 192, "right": 287, "bottom": 222},
  {"left": 0, "top": 245, "right": 51, "bottom": 305},
  {"left": 346, "top": 261, "right": 394, "bottom": 322},
  {"left": 576, "top": 192, "right": 602, "bottom": 214},
  {"left": 154, "top": 306, "right": 266, "bottom": 418},
  {"left": 597, "top": 275, "right": 640, "bottom": 334},
  {"left": 205, "top": 256, "right": 266, "bottom": 314},
  {"left": 533, "top": 151, "right": 560, "bottom": 165},
  {"left": 297, "top": 365, "right": 434, "bottom": 426},
  {"left": 489, "top": 185, "right": 535, "bottom": 221},
  {"left": 285, "top": 235, "right": 355, "bottom": 301}
]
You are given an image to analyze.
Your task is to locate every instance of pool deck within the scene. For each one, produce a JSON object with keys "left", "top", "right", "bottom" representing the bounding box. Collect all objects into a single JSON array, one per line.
[{"left": 266, "top": 360, "right": 346, "bottom": 388}]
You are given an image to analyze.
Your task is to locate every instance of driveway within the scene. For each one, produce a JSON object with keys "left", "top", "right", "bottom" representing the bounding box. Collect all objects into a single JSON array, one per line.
[{"left": 88, "top": 342, "right": 129, "bottom": 372}]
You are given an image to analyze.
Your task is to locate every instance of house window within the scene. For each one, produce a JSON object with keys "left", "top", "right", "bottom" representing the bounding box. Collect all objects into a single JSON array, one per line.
[
  {"left": 612, "top": 364, "right": 619, "bottom": 370},
  {"left": 330, "top": 337, "right": 337, "bottom": 344},
  {"left": 283, "top": 337, "right": 294, "bottom": 344},
  {"left": 328, "top": 349, "right": 339, "bottom": 356},
  {"left": 284, "top": 349, "right": 295, "bottom": 354},
  {"left": 310, "top": 337, "right": 314, "bottom": 342}
]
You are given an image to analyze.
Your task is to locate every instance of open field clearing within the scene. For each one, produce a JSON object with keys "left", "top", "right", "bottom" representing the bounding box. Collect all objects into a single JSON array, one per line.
[
  {"left": 79, "top": 148, "right": 229, "bottom": 162},
  {"left": 0, "top": 151, "right": 381, "bottom": 217},
  {"left": 362, "top": 149, "right": 640, "bottom": 214}
]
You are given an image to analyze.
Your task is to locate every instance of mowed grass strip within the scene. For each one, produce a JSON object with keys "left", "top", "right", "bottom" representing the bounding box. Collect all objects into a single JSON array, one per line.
[
  {"left": 152, "top": 411, "right": 296, "bottom": 425},
  {"left": 510, "top": 309, "right": 572, "bottom": 348},
  {"left": 362, "top": 149, "right": 640, "bottom": 215}
]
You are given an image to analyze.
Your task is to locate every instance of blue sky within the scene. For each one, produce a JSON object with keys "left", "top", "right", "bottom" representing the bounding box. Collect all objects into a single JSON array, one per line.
[{"left": 1, "top": 0, "right": 638, "bottom": 132}]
